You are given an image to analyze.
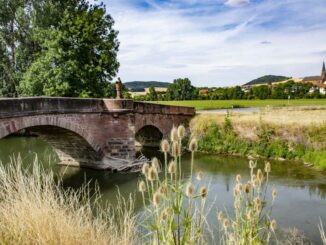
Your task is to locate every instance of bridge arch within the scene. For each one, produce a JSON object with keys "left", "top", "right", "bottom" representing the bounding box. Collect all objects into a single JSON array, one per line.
[
  {"left": 0, "top": 116, "right": 103, "bottom": 157},
  {"left": 135, "top": 125, "right": 163, "bottom": 147}
]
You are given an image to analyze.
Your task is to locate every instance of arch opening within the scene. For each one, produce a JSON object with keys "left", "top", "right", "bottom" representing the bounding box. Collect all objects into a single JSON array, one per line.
[
  {"left": 135, "top": 125, "right": 163, "bottom": 147},
  {"left": 5, "top": 126, "right": 102, "bottom": 167}
]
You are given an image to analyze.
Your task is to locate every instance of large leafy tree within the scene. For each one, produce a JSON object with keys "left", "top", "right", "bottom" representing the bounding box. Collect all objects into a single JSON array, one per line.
[
  {"left": 166, "top": 78, "right": 197, "bottom": 100},
  {"left": 20, "top": 1, "right": 119, "bottom": 97},
  {"left": 0, "top": 0, "right": 32, "bottom": 96},
  {"left": 0, "top": 0, "right": 75, "bottom": 96}
]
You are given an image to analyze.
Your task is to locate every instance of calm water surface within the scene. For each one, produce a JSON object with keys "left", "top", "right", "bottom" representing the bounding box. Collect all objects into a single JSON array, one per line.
[{"left": 0, "top": 136, "right": 326, "bottom": 244}]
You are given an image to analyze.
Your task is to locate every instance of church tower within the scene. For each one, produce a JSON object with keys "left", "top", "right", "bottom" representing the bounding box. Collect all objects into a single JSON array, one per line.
[{"left": 322, "top": 61, "right": 326, "bottom": 83}]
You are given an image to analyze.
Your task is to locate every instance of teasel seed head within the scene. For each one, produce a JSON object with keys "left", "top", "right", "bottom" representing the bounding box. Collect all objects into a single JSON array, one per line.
[
  {"left": 245, "top": 181, "right": 251, "bottom": 193},
  {"left": 249, "top": 160, "right": 257, "bottom": 169},
  {"left": 161, "top": 208, "right": 169, "bottom": 220},
  {"left": 272, "top": 188, "right": 278, "bottom": 200},
  {"left": 189, "top": 138, "right": 198, "bottom": 152},
  {"left": 200, "top": 186, "right": 208, "bottom": 198},
  {"left": 254, "top": 197, "right": 262, "bottom": 213},
  {"left": 177, "top": 125, "right": 186, "bottom": 139},
  {"left": 270, "top": 219, "right": 277, "bottom": 231},
  {"left": 223, "top": 218, "right": 230, "bottom": 229},
  {"left": 236, "top": 174, "right": 241, "bottom": 183},
  {"left": 196, "top": 171, "right": 203, "bottom": 181},
  {"left": 217, "top": 211, "right": 224, "bottom": 221},
  {"left": 252, "top": 174, "right": 258, "bottom": 187},
  {"left": 159, "top": 184, "right": 167, "bottom": 195},
  {"left": 160, "top": 139, "right": 170, "bottom": 153},
  {"left": 257, "top": 169, "right": 264, "bottom": 183},
  {"left": 138, "top": 181, "right": 146, "bottom": 193},
  {"left": 236, "top": 183, "right": 243, "bottom": 193},
  {"left": 142, "top": 163, "right": 149, "bottom": 176},
  {"left": 168, "top": 160, "right": 176, "bottom": 174},
  {"left": 170, "top": 126, "right": 178, "bottom": 142},
  {"left": 171, "top": 141, "right": 180, "bottom": 157},
  {"left": 254, "top": 197, "right": 261, "bottom": 207},
  {"left": 265, "top": 161, "right": 271, "bottom": 173},
  {"left": 185, "top": 183, "right": 194, "bottom": 197},
  {"left": 151, "top": 157, "right": 160, "bottom": 172},
  {"left": 153, "top": 192, "right": 161, "bottom": 206},
  {"left": 148, "top": 167, "right": 158, "bottom": 182}
]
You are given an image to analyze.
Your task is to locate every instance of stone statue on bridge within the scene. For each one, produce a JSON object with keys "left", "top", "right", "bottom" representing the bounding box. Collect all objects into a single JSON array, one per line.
[{"left": 115, "top": 77, "right": 123, "bottom": 99}]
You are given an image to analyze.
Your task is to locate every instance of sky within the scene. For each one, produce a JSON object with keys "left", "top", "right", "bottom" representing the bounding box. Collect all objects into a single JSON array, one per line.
[{"left": 97, "top": 0, "right": 326, "bottom": 87}]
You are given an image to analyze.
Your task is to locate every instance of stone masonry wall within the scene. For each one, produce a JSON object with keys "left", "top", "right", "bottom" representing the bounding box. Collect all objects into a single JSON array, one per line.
[{"left": 0, "top": 112, "right": 135, "bottom": 169}]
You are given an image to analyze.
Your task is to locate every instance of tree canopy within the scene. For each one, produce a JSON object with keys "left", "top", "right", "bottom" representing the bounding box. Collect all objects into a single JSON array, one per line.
[
  {"left": 0, "top": 0, "right": 119, "bottom": 97},
  {"left": 166, "top": 78, "right": 197, "bottom": 100}
]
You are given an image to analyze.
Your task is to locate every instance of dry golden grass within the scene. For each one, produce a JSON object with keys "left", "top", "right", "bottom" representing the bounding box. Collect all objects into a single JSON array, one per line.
[
  {"left": 192, "top": 108, "right": 326, "bottom": 149},
  {"left": 198, "top": 107, "right": 326, "bottom": 127},
  {"left": 0, "top": 157, "right": 137, "bottom": 245}
]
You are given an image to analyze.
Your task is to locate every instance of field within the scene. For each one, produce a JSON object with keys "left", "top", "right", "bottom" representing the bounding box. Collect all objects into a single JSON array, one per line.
[
  {"left": 152, "top": 99, "right": 326, "bottom": 110},
  {"left": 197, "top": 107, "right": 326, "bottom": 126}
]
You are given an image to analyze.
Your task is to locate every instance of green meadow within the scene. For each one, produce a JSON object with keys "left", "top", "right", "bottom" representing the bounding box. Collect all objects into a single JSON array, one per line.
[{"left": 152, "top": 99, "right": 326, "bottom": 110}]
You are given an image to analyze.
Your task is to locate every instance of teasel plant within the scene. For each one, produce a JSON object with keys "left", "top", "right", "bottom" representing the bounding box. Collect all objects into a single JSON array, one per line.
[
  {"left": 138, "top": 125, "right": 208, "bottom": 245},
  {"left": 217, "top": 161, "right": 278, "bottom": 245}
]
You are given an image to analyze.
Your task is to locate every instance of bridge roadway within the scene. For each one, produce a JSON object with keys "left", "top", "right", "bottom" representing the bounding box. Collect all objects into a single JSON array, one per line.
[{"left": 0, "top": 97, "right": 195, "bottom": 170}]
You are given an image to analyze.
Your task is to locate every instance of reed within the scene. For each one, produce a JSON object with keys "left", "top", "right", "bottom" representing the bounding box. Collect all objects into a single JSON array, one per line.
[{"left": 0, "top": 157, "right": 137, "bottom": 245}]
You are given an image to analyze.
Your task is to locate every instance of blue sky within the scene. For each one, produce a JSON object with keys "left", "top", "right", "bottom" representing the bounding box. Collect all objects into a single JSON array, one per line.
[{"left": 97, "top": 0, "right": 326, "bottom": 86}]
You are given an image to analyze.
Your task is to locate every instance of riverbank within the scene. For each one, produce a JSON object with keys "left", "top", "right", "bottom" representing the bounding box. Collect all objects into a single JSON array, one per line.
[
  {"left": 152, "top": 99, "right": 326, "bottom": 110},
  {"left": 190, "top": 107, "right": 326, "bottom": 170},
  {"left": 0, "top": 129, "right": 326, "bottom": 244}
]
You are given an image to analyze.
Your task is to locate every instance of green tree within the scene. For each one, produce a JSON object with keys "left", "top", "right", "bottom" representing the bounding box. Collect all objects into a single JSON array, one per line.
[
  {"left": 20, "top": 1, "right": 119, "bottom": 97},
  {"left": 166, "top": 78, "right": 197, "bottom": 100},
  {"left": 0, "top": 0, "right": 76, "bottom": 96},
  {"left": 147, "top": 86, "right": 158, "bottom": 101},
  {"left": 0, "top": 0, "right": 33, "bottom": 96},
  {"left": 251, "top": 85, "right": 271, "bottom": 99}
]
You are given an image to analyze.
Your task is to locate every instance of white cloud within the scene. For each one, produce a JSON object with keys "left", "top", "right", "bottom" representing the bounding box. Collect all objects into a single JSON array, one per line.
[
  {"left": 224, "top": 0, "right": 250, "bottom": 7},
  {"left": 102, "top": 0, "right": 326, "bottom": 87}
]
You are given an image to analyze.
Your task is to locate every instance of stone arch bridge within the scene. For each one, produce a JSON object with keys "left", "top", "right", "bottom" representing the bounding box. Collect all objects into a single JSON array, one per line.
[{"left": 0, "top": 98, "right": 195, "bottom": 170}]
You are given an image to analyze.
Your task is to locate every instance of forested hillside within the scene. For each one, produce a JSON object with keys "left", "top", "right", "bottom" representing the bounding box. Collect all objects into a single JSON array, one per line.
[
  {"left": 244, "top": 75, "right": 290, "bottom": 86},
  {"left": 124, "top": 81, "right": 170, "bottom": 91}
]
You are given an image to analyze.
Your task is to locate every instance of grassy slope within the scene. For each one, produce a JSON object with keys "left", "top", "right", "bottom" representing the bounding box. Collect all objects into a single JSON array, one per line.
[
  {"left": 153, "top": 99, "right": 326, "bottom": 110},
  {"left": 190, "top": 109, "right": 326, "bottom": 170}
]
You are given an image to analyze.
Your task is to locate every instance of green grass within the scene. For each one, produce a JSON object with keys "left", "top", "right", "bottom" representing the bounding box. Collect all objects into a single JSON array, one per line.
[
  {"left": 190, "top": 114, "right": 326, "bottom": 170},
  {"left": 152, "top": 99, "right": 326, "bottom": 110},
  {"left": 303, "top": 150, "right": 326, "bottom": 170}
]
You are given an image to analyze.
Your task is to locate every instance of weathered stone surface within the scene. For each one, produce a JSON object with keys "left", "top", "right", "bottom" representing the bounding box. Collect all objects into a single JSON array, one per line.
[{"left": 0, "top": 97, "right": 195, "bottom": 170}]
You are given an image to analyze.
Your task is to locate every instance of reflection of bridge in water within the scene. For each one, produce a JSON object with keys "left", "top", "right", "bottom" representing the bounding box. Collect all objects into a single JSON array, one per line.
[{"left": 0, "top": 97, "right": 195, "bottom": 170}]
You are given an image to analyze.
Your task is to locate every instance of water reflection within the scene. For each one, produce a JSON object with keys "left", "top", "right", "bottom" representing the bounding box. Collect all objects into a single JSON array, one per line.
[{"left": 0, "top": 137, "right": 326, "bottom": 243}]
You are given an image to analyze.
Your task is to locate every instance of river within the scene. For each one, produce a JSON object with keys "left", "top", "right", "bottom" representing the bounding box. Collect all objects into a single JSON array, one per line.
[{"left": 0, "top": 136, "right": 326, "bottom": 244}]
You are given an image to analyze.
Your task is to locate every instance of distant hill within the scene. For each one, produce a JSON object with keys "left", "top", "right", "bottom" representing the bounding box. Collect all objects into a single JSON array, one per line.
[
  {"left": 244, "top": 75, "right": 291, "bottom": 86},
  {"left": 124, "top": 81, "right": 170, "bottom": 92}
]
